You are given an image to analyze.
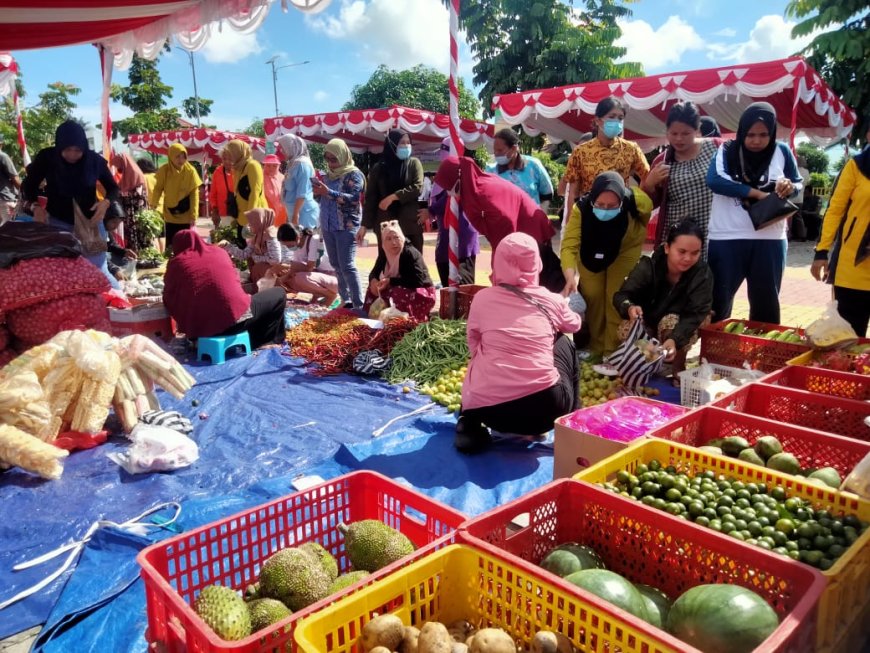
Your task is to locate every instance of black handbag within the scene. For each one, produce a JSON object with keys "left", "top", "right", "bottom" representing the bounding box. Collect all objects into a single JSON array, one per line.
[
  {"left": 747, "top": 193, "right": 798, "bottom": 230},
  {"left": 167, "top": 195, "right": 191, "bottom": 216},
  {"left": 222, "top": 168, "right": 238, "bottom": 217}
]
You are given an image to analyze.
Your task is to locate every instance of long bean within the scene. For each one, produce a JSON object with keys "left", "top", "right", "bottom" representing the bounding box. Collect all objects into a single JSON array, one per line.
[{"left": 386, "top": 319, "right": 469, "bottom": 385}]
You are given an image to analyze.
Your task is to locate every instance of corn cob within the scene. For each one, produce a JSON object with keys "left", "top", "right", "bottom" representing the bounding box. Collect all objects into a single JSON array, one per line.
[{"left": 0, "top": 424, "right": 68, "bottom": 479}]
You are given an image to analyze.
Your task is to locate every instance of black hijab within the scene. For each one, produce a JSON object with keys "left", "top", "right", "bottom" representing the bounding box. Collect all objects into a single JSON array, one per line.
[
  {"left": 577, "top": 171, "right": 637, "bottom": 273},
  {"left": 723, "top": 102, "right": 778, "bottom": 188},
  {"left": 380, "top": 129, "right": 411, "bottom": 194},
  {"left": 855, "top": 145, "right": 870, "bottom": 181},
  {"left": 52, "top": 120, "right": 102, "bottom": 200}
]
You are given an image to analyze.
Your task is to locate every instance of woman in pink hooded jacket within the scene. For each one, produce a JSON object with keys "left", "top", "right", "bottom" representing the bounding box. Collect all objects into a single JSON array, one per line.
[{"left": 455, "top": 232, "right": 583, "bottom": 452}]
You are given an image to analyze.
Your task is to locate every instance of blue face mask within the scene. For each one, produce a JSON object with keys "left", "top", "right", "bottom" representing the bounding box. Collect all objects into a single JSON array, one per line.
[
  {"left": 593, "top": 206, "right": 621, "bottom": 221},
  {"left": 602, "top": 119, "right": 624, "bottom": 139},
  {"left": 396, "top": 145, "right": 412, "bottom": 160},
  {"left": 495, "top": 155, "right": 510, "bottom": 166}
]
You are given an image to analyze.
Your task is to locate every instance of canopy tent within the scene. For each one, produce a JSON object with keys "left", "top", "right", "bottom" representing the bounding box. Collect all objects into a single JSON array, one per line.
[
  {"left": 0, "top": 51, "right": 29, "bottom": 165},
  {"left": 492, "top": 57, "right": 855, "bottom": 152},
  {"left": 128, "top": 128, "right": 266, "bottom": 163},
  {"left": 263, "top": 105, "right": 495, "bottom": 157},
  {"left": 0, "top": 0, "right": 332, "bottom": 69}
]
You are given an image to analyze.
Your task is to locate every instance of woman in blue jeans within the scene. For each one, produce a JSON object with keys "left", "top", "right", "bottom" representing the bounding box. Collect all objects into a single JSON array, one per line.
[{"left": 311, "top": 138, "right": 365, "bottom": 309}]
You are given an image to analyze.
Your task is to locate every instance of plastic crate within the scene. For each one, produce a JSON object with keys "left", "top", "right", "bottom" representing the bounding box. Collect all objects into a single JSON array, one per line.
[
  {"left": 438, "top": 284, "right": 485, "bottom": 319},
  {"left": 574, "top": 438, "right": 870, "bottom": 653},
  {"left": 649, "top": 406, "right": 870, "bottom": 481},
  {"left": 677, "top": 362, "right": 762, "bottom": 407},
  {"left": 461, "top": 479, "right": 825, "bottom": 653},
  {"left": 294, "top": 543, "right": 680, "bottom": 653},
  {"left": 137, "top": 471, "right": 465, "bottom": 653},
  {"left": 700, "top": 319, "right": 810, "bottom": 373},
  {"left": 711, "top": 382, "right": 870, "bottom": 442},
  {"left": 762, "top": 364, "right": 870, "bottom": 401}
]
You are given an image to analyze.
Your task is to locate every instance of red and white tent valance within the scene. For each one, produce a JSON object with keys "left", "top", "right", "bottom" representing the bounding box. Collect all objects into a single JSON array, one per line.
[
  {"left": 0, "top": 51, "right": 16, "bottom": 98},
  {"left": 128, "top": 128, "right": 265, "bottom": 163},
  {"left": 264, "top": 105, "right": 494, "bottom": 156},
  {"left": 493, "top": 57, "right": 855, "bottom": 151}
]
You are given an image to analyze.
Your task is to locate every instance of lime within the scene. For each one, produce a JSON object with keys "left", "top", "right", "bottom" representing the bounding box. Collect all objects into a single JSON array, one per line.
[{"left": 775, "top": 519, "right": 796, "bottom": 535}]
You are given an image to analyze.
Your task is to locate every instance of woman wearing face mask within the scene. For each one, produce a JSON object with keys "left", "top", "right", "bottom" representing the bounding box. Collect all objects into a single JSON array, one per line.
[
  {"left": 613, "top": 219, "right": 713, "bottom": 382},
  {"left": 706, "top": 102, "right": 802, "bottom": 324},
  {"left": 150, "top": 143, "right": 202, "bottom": 249},
  {"left": 223, "top": 139, "right": 268, "bottom": 243},
  {"left": 360, "top": 129, "right": 425, "bottom": 252},
  {"left": 363, "top": 220, "right": 435, "bottom": 321},
  {"left": 276, "top": 134, "right": 319, "bottom": 230},
  {"left": 641, "top": 102, "right": 720, "bottom": 260},
  {"left": 560, "top": 171, "right": 653, "bottom": 358},
  {"left": 486, "top": 128, "right": 554, "bottom": 209},
  {"left": 562, "top": 97, "right": 649, "bottom": 228}
]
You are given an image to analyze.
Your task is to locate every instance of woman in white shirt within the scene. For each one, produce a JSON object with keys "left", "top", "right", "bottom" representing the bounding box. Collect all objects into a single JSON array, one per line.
[
  {"left": 274, "top": 223, "right": 338, "bottom": 304},
  {"left": 705, "top": 102, "right": 802, "bottom": 324}
]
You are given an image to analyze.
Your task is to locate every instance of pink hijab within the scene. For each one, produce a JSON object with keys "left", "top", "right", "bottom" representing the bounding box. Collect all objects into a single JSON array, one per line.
[
  {"left": 246, "top": 207, "right": 275, "bottom": 255},
  {"left": 380, "top": 220, "right": 405, "bottom": 278},
  {"left": 491, "top": 232, "right": 543, "bottom": 287}
]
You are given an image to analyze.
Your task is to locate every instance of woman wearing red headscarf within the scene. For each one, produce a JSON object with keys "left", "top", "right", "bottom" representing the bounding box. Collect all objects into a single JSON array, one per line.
[
  {"left": 111, "top": 152, "right": 148, "bottom": 251},
  {"left": 163, "top": 229, "right": 286, "bottom": 348}
]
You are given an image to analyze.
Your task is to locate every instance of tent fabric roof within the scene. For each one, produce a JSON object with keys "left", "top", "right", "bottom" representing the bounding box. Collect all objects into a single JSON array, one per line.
[
  {"left": 263, "top": 105, "right": 495, "bottom": 156},
  {"left": 0, "top": 52, "right": 17, "bottom": 98},
  {"left": 492, "top": 57, "right": 855, "bottom": 151},
  {"left": 128, "top": 128, "right": 266, "bottom": 163}
]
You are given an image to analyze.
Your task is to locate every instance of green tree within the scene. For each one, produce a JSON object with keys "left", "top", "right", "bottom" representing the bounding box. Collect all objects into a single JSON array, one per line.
[
  {"left": 342, "top": 64, "right": 480, "bottom": 118},
  {"left": 449, "top": 0, "right": 642, "bottom": 115},
  {"left": 111, "top": 54, "right": 180, "bottom": 139},
  {"left": 182, "top": 96, "right": 214, "bottom": 122},
  {"left": 241, "top": 118, "right": 266, "bottom": 137},
  {"left": 786, "top": 1, "right": 870, "bottom": 145},
  {"left": 796, "top": 142, "right": 830, "bottom": 173}
]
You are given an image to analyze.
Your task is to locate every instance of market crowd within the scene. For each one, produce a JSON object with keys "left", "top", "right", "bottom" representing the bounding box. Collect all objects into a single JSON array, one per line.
[{"left": 2, "top": 99, "right": 868, "bottom": 452}]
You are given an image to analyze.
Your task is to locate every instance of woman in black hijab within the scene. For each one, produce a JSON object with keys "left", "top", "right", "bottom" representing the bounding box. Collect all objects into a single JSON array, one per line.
[
  {"left": 706, "top": 102, "right": 802, "bottom": 324},
  {"left": 360, "top": 129, "right": 425, "bottom": 252}
]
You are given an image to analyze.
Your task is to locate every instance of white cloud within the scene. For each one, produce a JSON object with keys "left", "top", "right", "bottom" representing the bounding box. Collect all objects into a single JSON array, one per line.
[
  {"left": 713, "top": 27, "right": 737, "bottom": 38},
  {"left": 313, "top": 90, "right": 329, "bottom": 101},
  {"left": 706, "top": 15, "right": 815, "bottom": 63},
  {"left": 615, "top": 16, "right": 705, "bottom": 71},
  {"left": 198, "top": 25, "right": 264, "bottom": 64}
]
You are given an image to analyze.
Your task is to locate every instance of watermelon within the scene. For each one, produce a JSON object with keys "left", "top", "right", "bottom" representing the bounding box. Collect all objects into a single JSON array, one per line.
[
  {"left": 634, "top": 583, "right": 671, "bottom": 629},
  {"left": 539, "top": 543, "right": 604, "bottom": 578},
  {"left": 666, "top": 584, "right": 779, "bottom": 653},
  {"left": 563, "top": 569, "right": 650, "bottom": 622}
]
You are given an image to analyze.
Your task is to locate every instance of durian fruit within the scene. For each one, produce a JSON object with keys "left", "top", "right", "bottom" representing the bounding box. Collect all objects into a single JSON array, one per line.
[
  {"left": 258, "top": 547, "right": 331, "bottom": 611},
  {"left": 327, "top": 570, "right": 371, "bottom": 595},
  {"left": 193, "top": 585, "right": 252, "bottom": 641},
  {"left": 337, "top": 520, "right": 415, "bottom": 572},
  {"left": 247, "top": 598, "right": 291, "bottom": 632}
]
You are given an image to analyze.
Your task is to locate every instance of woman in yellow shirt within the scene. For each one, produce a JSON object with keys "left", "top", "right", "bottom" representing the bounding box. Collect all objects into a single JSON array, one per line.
[
  {"left": 812, "top": 125, "right": 870, "bottom": 336},
  {"left": 150, "top": 143, "right": 201, "bottom": 250},
  {"left": 223, "top": 139, "right": 268, "bottom": 243},
  {"left": 561, "top": 171, "right": 653, "bottom": 357}
]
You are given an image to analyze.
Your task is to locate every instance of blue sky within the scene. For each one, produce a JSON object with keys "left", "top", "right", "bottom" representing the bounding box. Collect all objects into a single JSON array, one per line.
[{"left": 10, "top": 0, "right": 820, "bottom": 134}]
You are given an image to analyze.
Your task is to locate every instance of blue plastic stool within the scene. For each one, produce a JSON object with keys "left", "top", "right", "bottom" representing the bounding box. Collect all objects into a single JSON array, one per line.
[{"left": 196, "top": 332, "right": 251, "bottom": 365}]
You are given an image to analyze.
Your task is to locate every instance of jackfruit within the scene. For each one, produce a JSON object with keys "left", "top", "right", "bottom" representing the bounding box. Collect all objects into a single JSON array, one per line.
[
  {"left": 247, "top": 598, "right": 291, "bottom": 632},
  {"left": 193, "top": 585, "right": 252, "bottom": 641},
  {"left": 337, "top": 520, "right": 415, "bottom": 572},
  {"left": 299, "top": 541, "right": 339, "bottom": 581},
  {"left": 258, "top": 547, "right": 331, "bottom": 611},
  {"left": 328, "top": 570, "right": 371, "bottom": 595}
]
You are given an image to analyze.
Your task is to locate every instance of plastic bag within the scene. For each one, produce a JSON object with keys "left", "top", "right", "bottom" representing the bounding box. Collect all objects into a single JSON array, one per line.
[
  {"left": 805, "top": 301, "right": 858, "bottom": 350},
  {"left": 842, "top": 448, "right": 870, "bottom": 500},
  {"left": 368, "top": 296, "right": 387, "bottom": 319},
  {"left": 606, "top": 318, "right": 665, "bottom": 389},
  {"left": 378, "top": 299, "right": 409, "bottom": 323},
  {"left": 106, "top": 423, "right": 199, "bottom": 474},
  {"left": 0, "top": 221, "right": 82, "bottom": 269}
]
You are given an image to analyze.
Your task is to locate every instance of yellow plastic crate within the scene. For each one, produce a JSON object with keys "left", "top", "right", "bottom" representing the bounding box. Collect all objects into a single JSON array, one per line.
[
  {"left": 294, "top": 544, "right": 681, "bottom": 653},
  {"left": 574, "top": 438, "right": 870, "bottom": 653}
]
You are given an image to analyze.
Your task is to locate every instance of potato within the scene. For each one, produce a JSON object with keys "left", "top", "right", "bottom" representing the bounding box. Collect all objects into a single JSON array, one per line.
[
  {"left": 399, "top": 625, "right": 421, "bottom": 653},
  {"left": 418, "top": 621, "right": 453, "bottom": 653},
  {"left": 530, "top": 631, "right": 574, "bottom": 653},
  {"left": 451, "top": 644, "right": 469, "bottom": 653},
  {"left": 468, "top": 628, "right": 516, "bottom": 653},
  {"left": 361, "top": 614, "right": 405, "bottom": 652},
  {"left": 369, "top": 648, "right": 393, "bottom": 653},
  {"left": 447, "top": 620, "right": 476, "bottom": 642}
]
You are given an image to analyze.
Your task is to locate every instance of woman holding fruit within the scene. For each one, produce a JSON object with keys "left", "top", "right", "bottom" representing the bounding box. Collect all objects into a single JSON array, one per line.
[{"left": 613, "top": 220, "right": 714, "bottom": 383}]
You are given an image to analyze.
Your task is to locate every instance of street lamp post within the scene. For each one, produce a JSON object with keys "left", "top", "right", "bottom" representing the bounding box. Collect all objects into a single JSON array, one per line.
[
  {"left": 265, "top": 56, "right": 310, "bottom": 116},
  {"left": 186, "top": 50, "right": 201, "bottom": 127}
]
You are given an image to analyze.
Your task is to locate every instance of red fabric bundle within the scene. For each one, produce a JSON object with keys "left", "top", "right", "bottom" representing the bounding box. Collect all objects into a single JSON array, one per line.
[
  {"left": 6, "top": 293, "right": 111, "bottom": 347},
  {"left": 0, "top": 256, "right": 110, "bottom": 312},
  {"left": 0, "top": 347, "right": 15, "bottom": 368}
]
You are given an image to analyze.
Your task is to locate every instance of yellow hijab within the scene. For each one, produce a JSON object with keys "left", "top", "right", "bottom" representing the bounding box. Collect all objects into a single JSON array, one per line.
[
  {"left": 162, "top": 143, "right": 202, "bottom": 208},
  {"left": 324, "top": 138, "right": 360, "bottom": 181},
  {"left": 224, "top": 139, "right": 252, "bottom": 174}
]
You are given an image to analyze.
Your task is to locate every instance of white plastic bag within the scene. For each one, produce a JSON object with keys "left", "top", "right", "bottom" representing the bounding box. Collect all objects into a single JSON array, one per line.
[
  {"left": 256, "top": 271, "right": 276, "bottom": 292},
  {"left": 107, "top": 423, "right": 198, "bottom": 474},
  {"left": 805, "top": 301, "right": 858, "bottom": 350},
  {"left": 842, "top": 447, "right": 870, "bottom": 500},
  {"left": 378, "top": 299, "right": 410, "bottom": 323}
]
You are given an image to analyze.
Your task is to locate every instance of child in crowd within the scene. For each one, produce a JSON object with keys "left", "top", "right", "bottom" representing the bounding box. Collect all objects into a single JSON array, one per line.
[{"left": 273, "top": 223, "right": 338, "bottom": 305}]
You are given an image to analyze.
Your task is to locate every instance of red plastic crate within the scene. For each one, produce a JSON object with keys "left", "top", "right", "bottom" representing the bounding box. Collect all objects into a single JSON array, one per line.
[
  {"left": 459, "top": 479, "right": 825, "bottom": 653},
  {"left": 700, "top": 319, "right": 810, "bottom": 373},
  {"left": 649, "top": 406, "right": 870, "bottom": 480},
  {"left": 761, "top": 364, "right": 870, "bottom": 401},
  {"left": 438, "top": 284, "right": 485, "bottom": 319},
  {"left": 712, "top": 382, "right": 870, "bottom": 442},
  {"left": 137, "top": 471, "right": 465, "bottom": 653}
]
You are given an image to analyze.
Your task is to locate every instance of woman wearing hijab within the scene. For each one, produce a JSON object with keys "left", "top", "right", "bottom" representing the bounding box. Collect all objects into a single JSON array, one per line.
[
  {"left": 560, "top": 171, "right": 653, "bottom": 358},
  {"left": 223, "top": 139, "right": 268, "bottom": 240},
  {"left": 360, "top": 129, "right": 425, "bottom": 252},
  {"left": 261, "top": 154, "right": 288, "bottom": 227},
  {"left": 706, "top": 102, "right": 802, "bottom": 324},
  {"left": 486, "top": 128, "right": 554, "bottom": 208},
  {"left": 207, "top": 148, "right": 234, "bottom": 229},
  {"left": 811, "top": 123, "right": 870, "bottom": 336},
  {"left": 311, "top": 138, "right": 366, "bottom": 309},
  {"left": 455, "top": 232, "right": 582, "bottom": 453},
  {"left": 363, "top": 221, "right": 436, "bottom": 321},
  {"left": 274, "top": 224, "right": 338, "bottom": 305},
  {"left": 110, "top": 152, "right": 148, "bottom": 251},
  {"left": 218, "top": 207, "right": 281, "bottom": 282},
  {"left": 277, "top": 134, "right": 319, "bottom": 230},
  {"left": 150, "top": 143, "right": 202, "bottom": 249},
  {"left": 163, "top": 229, "right": 286, "bottom": 348}
]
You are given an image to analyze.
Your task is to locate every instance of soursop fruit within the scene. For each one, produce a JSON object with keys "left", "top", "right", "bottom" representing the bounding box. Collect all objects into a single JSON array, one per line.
[
  {"left": 247, "top": 598, "right": 291, "bottom": 632},
  {"left": 327, "top": 570, "right": 371, "bottom": 594},
  {"left": 194, "top": 585, "right": 252, "bottom": 641},
  {"left": 258, "top": 547, "right": 331, "bottom": 611},
  {"left": 337, "top": 520, "right": 415, "bottom": 572},
  {"left": 299, "top": 541, "right": 339, "bottom": 581}
]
